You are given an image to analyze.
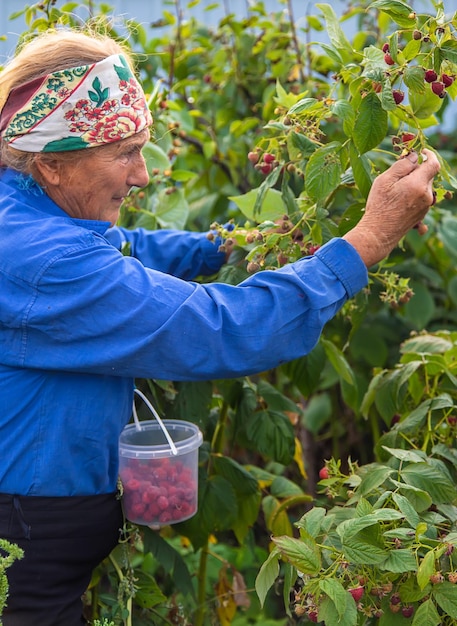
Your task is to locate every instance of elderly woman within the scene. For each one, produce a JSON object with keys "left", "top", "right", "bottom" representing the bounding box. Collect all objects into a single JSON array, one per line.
[{"left": 0, "top": 28, "right": 439, "bottom": 626}]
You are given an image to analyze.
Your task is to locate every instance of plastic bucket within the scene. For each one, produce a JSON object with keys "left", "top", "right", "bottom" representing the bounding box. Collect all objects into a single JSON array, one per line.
[{"left": 119, "top": 392, "right": 203, "bottom": 528}]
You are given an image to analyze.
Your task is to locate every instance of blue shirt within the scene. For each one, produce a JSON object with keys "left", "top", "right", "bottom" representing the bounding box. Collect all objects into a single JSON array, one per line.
[{"left": 0, "top": 168, "right": 368, "bottom": 496}]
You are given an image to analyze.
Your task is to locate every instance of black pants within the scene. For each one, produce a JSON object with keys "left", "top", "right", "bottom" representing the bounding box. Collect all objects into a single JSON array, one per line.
[{"left": 0, "top": 492, "right": 124, "bottom": 626}]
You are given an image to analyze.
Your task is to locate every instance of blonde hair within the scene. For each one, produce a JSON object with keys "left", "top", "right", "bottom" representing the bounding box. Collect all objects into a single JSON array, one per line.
[{"left": 0, "top": 28, "right": 136, "bottom": 174}]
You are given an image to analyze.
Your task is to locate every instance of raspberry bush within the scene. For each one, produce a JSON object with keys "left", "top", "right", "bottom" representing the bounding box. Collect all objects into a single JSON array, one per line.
[{"left": 3, "top": 0, "right": 457, "bottom": 625}]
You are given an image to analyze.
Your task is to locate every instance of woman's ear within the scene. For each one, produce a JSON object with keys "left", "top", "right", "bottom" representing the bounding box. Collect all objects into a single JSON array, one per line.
[{"left": 33, "top": 156, "right": 61, "bottom": 187}]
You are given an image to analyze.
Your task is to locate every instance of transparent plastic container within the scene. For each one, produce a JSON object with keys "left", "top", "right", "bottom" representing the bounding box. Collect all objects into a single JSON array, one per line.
[{"left": 119, "top": 392, "right": 202, "bottom": 528}]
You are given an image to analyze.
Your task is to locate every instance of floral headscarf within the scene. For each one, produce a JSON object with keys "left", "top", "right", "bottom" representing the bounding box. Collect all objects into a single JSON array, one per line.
[{"left": 0, "top": 53, "right": 152, "bottom": 152}]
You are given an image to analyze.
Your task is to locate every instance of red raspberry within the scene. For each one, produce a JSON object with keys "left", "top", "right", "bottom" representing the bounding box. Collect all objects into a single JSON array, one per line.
[
  {"left": 157, "top": 495, "right": 169, "bottom": 510},
  {"left": 148, "top": 503, "right": 160, "bottom": 517},
  {"left": 319, "top": 467, "right": 329, "bottom": 480},
  {"left": 130, "top": 502, "right": 146, "bottom": 517},
  {"left": 159, "top": 511, "right": 173, "bottom": 523},
  {"left": 442, "top": 73, "right": 454, "bottom": 87},
  {"left": 401, "top": 605, "right": 414, "bottom": 618},
  {"left": 431, "top": 81, "right": 445, "bottom": 97},
  {"left": 126, "top": 478, "right": 141, "bottom": 491},
  {"left": 382, "top": 42, "right": 390, "bottom": 53},
  {"left": 349, "top": 586, "right": 364, "bottom": 602},
  {"left": 424, "top": 69, "right": 438, "bottom": 83},
  {"left": 384, "top": 53, "right": 395, "bottom": 65},
  {"left": 260, "top": 163, "right": 272, "bottom": 175},
  {"left": 392, "top": 90, "right": 405, "bottom": 104},
  {"left": 390, "top": 593, "right": 401, "bottom": 605},
  {"left": 263, "top": 153, "right": 275, "bottom": 164},
  {"left": 308, "top": 611, "right": 318, "bottom": 623},
  {"left": 401, "top": 132, "right": 415, "bottom": 142}
]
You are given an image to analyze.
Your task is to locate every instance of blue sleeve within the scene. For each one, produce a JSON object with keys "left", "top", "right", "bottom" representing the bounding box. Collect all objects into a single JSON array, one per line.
[
  {"left": 105, "top": 226, "right": 226, "bottom": 279},
  {"left": 19, "top": 237, "right": 367, "bottom": 381}
]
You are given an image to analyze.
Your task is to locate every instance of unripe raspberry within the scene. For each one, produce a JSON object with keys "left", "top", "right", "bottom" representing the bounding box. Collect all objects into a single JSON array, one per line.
[
  {"left": 430, "top": 572, "right": 444, "bottom": 584},
  {"left": 248, "top": 151, "right": 260, "bottom": 165},
  {"left": 247, "top": 261, "right": 260, "bottom": 273},
  {"left": 392, "top": 90, "right": 404, "bottom": 104},
  {"left": 424, "top": 69, "right": 438, "bottom": 83},
  {"left": 413, "top": 30, "right": 422, "bottom": 40}
]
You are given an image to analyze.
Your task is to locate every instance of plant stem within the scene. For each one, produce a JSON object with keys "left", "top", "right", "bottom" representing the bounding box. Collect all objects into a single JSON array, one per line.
[{"left": 194, "top": 542, "right": 209, "bottom": 626}]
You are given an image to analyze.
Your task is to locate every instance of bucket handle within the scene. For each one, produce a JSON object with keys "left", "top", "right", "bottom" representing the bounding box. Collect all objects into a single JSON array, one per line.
[{"left": 132, "top": 388, "right": 179, "bottom": 456}]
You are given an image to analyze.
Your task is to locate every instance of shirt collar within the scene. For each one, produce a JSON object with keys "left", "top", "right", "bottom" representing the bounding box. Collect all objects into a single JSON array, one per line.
[{"left": 1, "top": 167, "right": 111, "bottom": 234}]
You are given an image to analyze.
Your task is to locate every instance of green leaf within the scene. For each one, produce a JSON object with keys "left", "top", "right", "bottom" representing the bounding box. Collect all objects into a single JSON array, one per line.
[
  {"left": 229, "top": 188, "right": 286, "bottom": 222},
  {"left": 142, "top": 529, "right": 195, "bottom": 598},
  {"left": 305, "top": 142, "right": 343, "bottom": 202},
  {"left": 321, "top": 337, "right": 355, "bottom": 385},
  {"left": 439, "top": 214, "right": 457, "bottom": 260},
  {"left": 319, "top": 578, "right": 348, "bottom": 619},
  {"left": 403, "top": 282, "right": 436, "bottom": 329},
  {"left": 401, "top": 463, "right": 457, "bottom": 504},
  {"left": 318, "top": 593, "right": 358, "bottom": 626},
  {"left": 403, "top": 65, "right": 426, "bottom": 92},
  {"left": 287, "top": 97, "right": 321, "bottom": 115},
  {"left": 134, "top": 570, "right": 167, "bottom": 609},
  {"left": 272, "top": 534, "right": 321, "bottom": 575},
  {"left": 296, "top": 507, "right": 327, "bottom": 538},
  {"left": 245, "top": 410, "right": 295, "bottom": 465},
  {"left": 349, "top": 141, "right": 373, "bottom": 199},
  {"left": 410, "top": 88, "right": 445, "bottom": 119},
  {"left": 439, "top": 40, "right": 457, "bottom": 65},
  {"left": 316, "top": 3, "right": 353, "bottom": 56},
  {"left": 211, "top": 455, "right": 259, "bottom": 495},
  {"left": 286, "top": 131, "right": 317, "bottom": 160},
  {"left": 395, "top": 395, "right": 454, "bottom": 436},
  {"left": 400, "top": 335, "right": 453, "bottom": 355},
  {"left": 170, "top": 169, "right": 197, "bottom": 182},
  {"left": 390, "top": 481, "right": 432, "bottom": 512},
  {"left": 270, "top": 476, "right": 306, "bottom": 498},
  {"left": 417, "top": 550, "right": 436, "bottom": 590},
  {"left": 358, "top": 464, "right": 394, "bottom": 497},
  {"left": 392, "top": 493, "right": 420, "bottom": 528},
  {"left": 382, "top": 447, "right": 426, "bottom": 464},
  {"left": 255, "top": 548, "right": 280, "bottom": 608},
  {"left": 381, "top": 549, "right": 417, "bottom": 573},
  {"left": 142, "top": 141, "right": 171, "bottom": 172},
  {"left": 411, "top": 598, "right": 441, "bottom": 626},
  {"left": 152, "top": 187, "right": 189, "bottom": 230},
  {"left": 232, "top": 490, "right": 262, "bottom": 544},
  {"left": 433, "top": 581, "right": 457, "bottom": 617},
  {"left": 368, "top": 0, "right": 417, "bottom": 27},
  {"left": 198, "top": 474, "right": 238, "bottom": 533},
  {"left": 331, "top": 99, "right": 356, "bottom": 136},
  {"left": 353, "top": 92, "right": 388, "bottom": 154}
]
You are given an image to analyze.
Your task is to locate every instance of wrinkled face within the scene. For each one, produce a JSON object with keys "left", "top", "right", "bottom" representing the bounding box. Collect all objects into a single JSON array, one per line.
[{"left": 41, "top": 129, "right": 150, "bottom": 225}]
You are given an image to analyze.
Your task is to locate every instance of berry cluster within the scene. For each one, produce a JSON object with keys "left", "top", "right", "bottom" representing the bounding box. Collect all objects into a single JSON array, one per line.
[
  {"left": 424, "top": 69, "right": 455, "bottom": 98},
  {"left": 120, "top": 456, "right": 197, "bottom": 527}
]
